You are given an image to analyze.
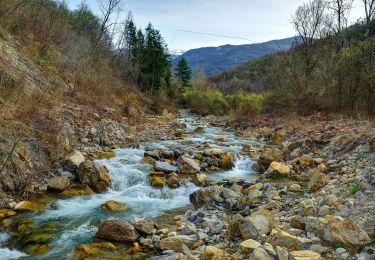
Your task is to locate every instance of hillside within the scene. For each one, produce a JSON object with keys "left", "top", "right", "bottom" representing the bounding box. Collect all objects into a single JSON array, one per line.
[{"left": 173, "top": 37, "right": 294, "bottom": 76}]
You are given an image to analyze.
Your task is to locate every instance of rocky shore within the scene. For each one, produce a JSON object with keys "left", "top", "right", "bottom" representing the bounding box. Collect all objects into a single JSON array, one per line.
[{"left": 0, "top": 111, "right": 374, "bottom": 259}]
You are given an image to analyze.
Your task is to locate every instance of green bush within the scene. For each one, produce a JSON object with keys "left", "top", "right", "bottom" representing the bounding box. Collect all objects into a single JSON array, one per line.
[
  {"left": 226, "top": 90, "right": 269, "bottom": 119},
  {"left": 182, "top": 87, "right": 228, "bottom": 115}
]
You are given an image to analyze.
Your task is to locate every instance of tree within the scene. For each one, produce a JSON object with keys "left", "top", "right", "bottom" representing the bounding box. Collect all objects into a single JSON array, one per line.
[
  {"left": 175, "top": 57, "right": 192, "bottom": 88},
  {"left": 362, "top": 0, "right": 375, "bottom": 23}
]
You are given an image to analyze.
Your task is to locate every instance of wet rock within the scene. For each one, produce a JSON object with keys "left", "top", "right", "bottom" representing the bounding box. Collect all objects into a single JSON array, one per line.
[
  {"left": 27, "top": 243, "right": 52, "bottom": 255},
  {"left": 143, "top": 156, "right": 157, "bottom": 165},
  {"left": 0, "top": 209, "right": 16, "bottom": 218},
  {"left": 203, "top": 245, "right": 235, "bottom": 260},
  {"left": 131, "top": 217, "right": 155, "bottom": 235},
  {"left": 160, "top": 235, "right": 198, "bottom": 251},
  {"left": 61, "top": 185, "right": 94, "bottom": 196},
  {"left": 14, "top": 201, "right": 45, "bottom": 212},
  {"left": 92, "top": 150, "right": 116, "bottom": 159},
  {"left": 154, "top": 161, "right": 178, "bottom": 173},
  {"left": 162, "top": 150, "right": 175, "bottom": 159},
  {"left": 177, "top": 156, "right": 200, "bottom": 174},
  {"left": 95, "top": 218, "right": 139, "bottom": 242},
  {"left": 272, "top": 128, "right": 286, "bottom": 145},
  {"left": 75, "top": 242, "right": 117, "bottom": 257},
  {"left": 150, "top": 173, "right": 166, "bottom": 187},
  {"left": 289, "top": 250, "right": 321, "bottom": 260},
  {"left": 220, "top": 152, "right": 235, "bottom": 169},
  {"left": 204, "top": 148, "right": 224, "bottom": 157},
  {"left": 194, "top": 127, "right": 205, "bottom": 134},
  {"left": 101, "top": 200, "right": 128, "bottom": 211},
  {"left": 275, "top": 246, "right": 288, "bottom": 260},
  {"left": 63, "top": 150, "right": 85, "bottom": 171},
  {"left": 144, "top": 151, "right": 160, "bottom": 160},
  {"left": 269, "top": 229, "right": 310, "bottom": 250},
  {"left": 196, "top": 173, "right": 207, "bottom": 184},
  {"left": 258, "top": 148, "right": 283, "bottom": 171},
  {"left": 189, "top": 185, "right": 223, "bottom": 208},
  {"left": 267, "top": 162, "right": 291, "bottom": 177},
  {"left": 308, "top": 172, "right": 330, "bottom": 192},
  {"left": 240, "top": 239, "right": 261, "bottom": 254},
  {"left": 77, "top": 160, "right": 111, "bottom": 193},
  {"left": 47, "top": 176, "right": 70, "bottom": 191},
  {"left": 167, "top": 175, "right": 180, "bottom": 188}
]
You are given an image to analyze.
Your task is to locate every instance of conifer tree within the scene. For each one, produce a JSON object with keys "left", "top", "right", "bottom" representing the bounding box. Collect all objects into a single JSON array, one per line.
[{"left": 175, "top": 57, "right": 192, "bottom": 88}]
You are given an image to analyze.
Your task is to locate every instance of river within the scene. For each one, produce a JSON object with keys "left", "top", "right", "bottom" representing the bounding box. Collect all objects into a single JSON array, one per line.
[{"left": 0, "top": 111, "right": 261, "bottom": 259}]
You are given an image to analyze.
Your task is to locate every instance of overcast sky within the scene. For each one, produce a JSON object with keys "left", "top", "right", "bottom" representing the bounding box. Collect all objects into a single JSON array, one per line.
[{"left": 67, "top": 0, "right": 364, "bottom": 51}]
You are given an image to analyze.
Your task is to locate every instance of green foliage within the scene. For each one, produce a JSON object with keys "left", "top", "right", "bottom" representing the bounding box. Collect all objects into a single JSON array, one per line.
[
  {"left": 226, "top": 90, "right": 269, "bottom": 120},
  {"left": 175, "top": 58, "right": 192, "bottom": 88},
  {"left": 182, "top": 88, "right": 228, "bottom": 115},
  {"left": 332, "top": 242, "right": 345, "bottom": 249},
  {"left": 348, "top": 186, "right": 359, "bottom": 195}
]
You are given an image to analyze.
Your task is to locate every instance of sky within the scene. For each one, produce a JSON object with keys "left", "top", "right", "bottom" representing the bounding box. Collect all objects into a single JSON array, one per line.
[{"left": 67, "top": 0, "right": 364, "bottom": 51}]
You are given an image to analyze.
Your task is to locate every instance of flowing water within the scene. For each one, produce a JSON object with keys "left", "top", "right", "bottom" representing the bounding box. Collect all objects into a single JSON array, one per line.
[{"left": 0, "top": 111, "right": 261, "bottom": 259}]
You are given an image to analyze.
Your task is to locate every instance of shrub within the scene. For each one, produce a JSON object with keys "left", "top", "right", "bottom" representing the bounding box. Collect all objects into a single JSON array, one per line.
[
  {"left": 182, "top": 87, "right": 228, "bottom": 115},
  {"left": 226, "top": 90, "right": 269, "bottom": 120}
]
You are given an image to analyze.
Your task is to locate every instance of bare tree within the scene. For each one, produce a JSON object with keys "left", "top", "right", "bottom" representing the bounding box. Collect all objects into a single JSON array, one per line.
[
  {"left": 327, "top": 0, "right": 353, "bottom": 35},
  {"left": 362, "top": 0, "right": 375, "bottom": 23}
]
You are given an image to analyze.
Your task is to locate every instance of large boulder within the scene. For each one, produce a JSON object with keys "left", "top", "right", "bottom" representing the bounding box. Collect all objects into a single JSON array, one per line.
[
  {"left": 77, "top": 160, "right": 112, "bottom": 193},
  {"left": 269, "top": 229, "right": 310, "bottom": 250},
  {"left": 63, "top": 150, "right": 85, "bottom": 171},
  {"left": 267, "top": 162, "right": 291, "bottom": 177},
  {"left": 239, "top": 210, "right": 275, "bottom": 240},
  {"left": 48, "top": 176, "right": 70, "bottom": 191},
  {"left": 308, "top": 172, "right": 330, "bottom": 192},
  {"left": 220, "top": 152, "right": 235, "bottom": 169},
  {"left": 258, "top": 148, "right": 283, "bottom": 172},
  {"left": 101, "top": 201, "right": 128, "bottom": 211},
  {"left": 131, "top": 217, "right": 155, "bottom": 235},
  {"left": 178, "top": 156, "right": 200, "bottom": 174},
  {"left": 154, "top": 161, "right": 178, "bottom": 173},
  {"left": 95, "top": 219, "right": 139, "bottom": 242}
]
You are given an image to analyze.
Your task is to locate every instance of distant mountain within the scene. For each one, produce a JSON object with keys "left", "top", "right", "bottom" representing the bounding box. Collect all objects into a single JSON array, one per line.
[{"left": 173, "top": 37, "right": 295, "bottom": 76}]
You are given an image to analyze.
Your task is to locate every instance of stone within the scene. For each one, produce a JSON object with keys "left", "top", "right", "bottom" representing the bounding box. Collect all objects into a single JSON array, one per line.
[
  {"left": 270, "top": 229, "right": 310, "bottom": 250},
  {"left": 14, "top": 201, "right": 45, "bottom": 212},
  {"left": 204, "top": 148, "right": 224, "bottom": 157},
  {"left": 289, "top": 183, "right": 301, "bottom": 192},
  {"left": 196, "top": 173, "right": 207, "bottom": 184},
  {"left": 101, "top": 200, "right": 128, "bottom": 211},
  {"left": 194, "top": 127, "right": 205, "bottom": 134},
  {"left": 249, "top": 247, "right": 273, "bottom": 260},
  {"left": 189, "top": 185, "right": 224, "bottom": 208},
  {"left": 273, "top": 128, "right": 286, "bottom": 145},
  {"left": 131, "top": 217, "right": 155, "bottom": 235},
  {"left": 144, "top": 151, "right": 160, "bottom": 160},
  {"left": 178, "top": 156, "right": 200, "bottom": 174},
  {"left": 162, "top": 150, "right": 175, "bottom": 159},
  {"left": 275, "top": 246, "right": 288, "bottom": 260},
  {"left": 75, "top": 242, "right": 116, "bottom": 257},
  {"left": 63, "top": 150, "right": 85, "bottom": 171},
  {"left": 267, "top": 162, "right": 291, "bottom": 177},
  {"left": 239, "top": 210, "right": 274, "bottom": 239},
  {"left": 48, "top": 176, "right": 70, "bottom": 191},
  {"left": 203, "top": 245, "right": 235, "bottom": 260},
  {"left": 240, "top": 239, "right": 261, "bottom": 254},
  {"left": 290, "top": 216, "right": 305, "bottom": 230},
  {"left": 181, "top": 223, "right": 196, "bottom": 235},
  {"left": 61, "top": 185, "right": 94, "bottom": 196},
  {"left": 92, "top": 150, "right": 115, "bottom": 159},
  {"left": 154, "top": 161, "right": 178, "bottom": 173},
  {"left": 323, "top": 215, "right": 371, "bottom": 248},
  {"left": 289, "top": 250, "right": 321, "bottom": 260},
  {"left": 77, "top": 160, "right": 112, "bottom": 193},
  {"left": 150, "top": 175, "right": 166, "bottom": 187},
  {"left": 95, "top": 218, "right": 139, "bottom": 242},
  {"left": 369, "top": 138, "right": 375, "bottom": 152},
  {"left": 308, "top": 172, "right": 330, "bottom": 192},
  {"left": 258, "top": 148, "right": 283, "bottom": 171},
  {"left": 160, "top": 235, "right": 198, "bottom": 251},
  {"left": 167, "top": 175, "right": 180, "bottom": 188},
  {"left": 220, "top": 152, "right": 235, "bottom": 169},
  {"left": 0, "top": 209, "right": 16, "bottom": 218}
]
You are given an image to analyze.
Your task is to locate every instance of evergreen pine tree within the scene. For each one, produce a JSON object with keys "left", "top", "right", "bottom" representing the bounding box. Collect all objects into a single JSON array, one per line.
[{"left": 175, "top": 57, "right": 192, "bottom": 88}]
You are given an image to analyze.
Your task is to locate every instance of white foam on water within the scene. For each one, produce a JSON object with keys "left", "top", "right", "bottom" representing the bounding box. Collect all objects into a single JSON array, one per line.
[{"left": 0, "top": 233, "right": 27, "bottom": 260}]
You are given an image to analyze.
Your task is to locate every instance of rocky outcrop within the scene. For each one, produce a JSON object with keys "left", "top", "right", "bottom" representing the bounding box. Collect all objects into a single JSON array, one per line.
[{"left": 95, "top": 219, "right": 139, "bottom": 242}]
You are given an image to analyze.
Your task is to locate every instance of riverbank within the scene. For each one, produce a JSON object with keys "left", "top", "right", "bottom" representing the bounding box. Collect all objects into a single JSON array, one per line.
[{"left": 0, "top": 111, "right": 374, "bottom": 259}]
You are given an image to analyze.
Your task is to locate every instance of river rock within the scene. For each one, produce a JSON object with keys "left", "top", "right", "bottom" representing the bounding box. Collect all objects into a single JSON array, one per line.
[
  {"left": 154, "top": 161, "right": 178, "bottom": 173},
  {"left": 167, "top": 175, "right": 180, "bottom": 188},
  {"left": 160, "top": 235, "right": 198, "bottom": 250},
  {"left": 308, "top": 171, "right": 330, "bottom": 192},
  {"left": 162, "top": 150, "right": 175, "bottom": 159},
  {"left": 220, "top": 152, "right": 235, "bottom": 169},
  {"left": 14, "top": 201, "right": 45, "bottom": 212},
  {"left": 258, "top": 148, "right": 283, "bottom": 171},
  {"left": 194, "top": 126, "right": 205, "bottom": 134},
  {"left": 101, "top": 200, "right": 128, "bottom": 211},
  {"left": 131, "top": 217, "right": 155, "bottom": 235},
  {"left": 267, "top": 162, "right": 290, "bottom": 177},
  {"left": 144, "top": 150, "right": 160, "bottom": 160},
  {"left": 240, "top": 239, "right": 261, "bottom": 254},
  {"left": 95, "top": 218, "right": 139, "bottom": 242},
  {"left": 239, "top": 210, "right": 274, "bottom": 239},
  {"left": 150, "top": 173, "right": 166, "bottom": 187},
  {"left": 75, "top": 242, "right": 117, "bottom": 257},
  {"left": 189, "top": 185, "right": 224, "bottom": 208},
  {"left": 77, "top": 160, "right": 111, "bottom": 193},
  {"left": 289, "top": 250, "right": 321, "bottom": 260},
  {"left": 275, "top": 246, "right": 289, "bottom": 260},
  {"left": 63, "top": 150, "right": 85, "bottom": 171},
  {"left": 273, "top": 128, "right": 286, "bottom": 145},
  {"left": 269, "top": 229, "right": 310, "bottom": 250},
  {"left": 177, "top": 156, "right": 200, "bottom": 174},
  {"left": 204, "top": 148, "right": 224, "bottom": 157},
  {"left": 0, "top": 209, "right": 16, "bottom": 218},
  {"left": 92, "top": 150, "right": 115, "bottom": 159},
  {"left": 47, "top": 176, "right": 70, "bottom": 191},
  {"left": 203, "top": 245, "right": 235, "bottom": 260},
  {"left": 250, "top": 247, "right": 273, "bottom": 260},
  {"left": 61, "top": 185, "right": 94, "bottom": 196}
]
